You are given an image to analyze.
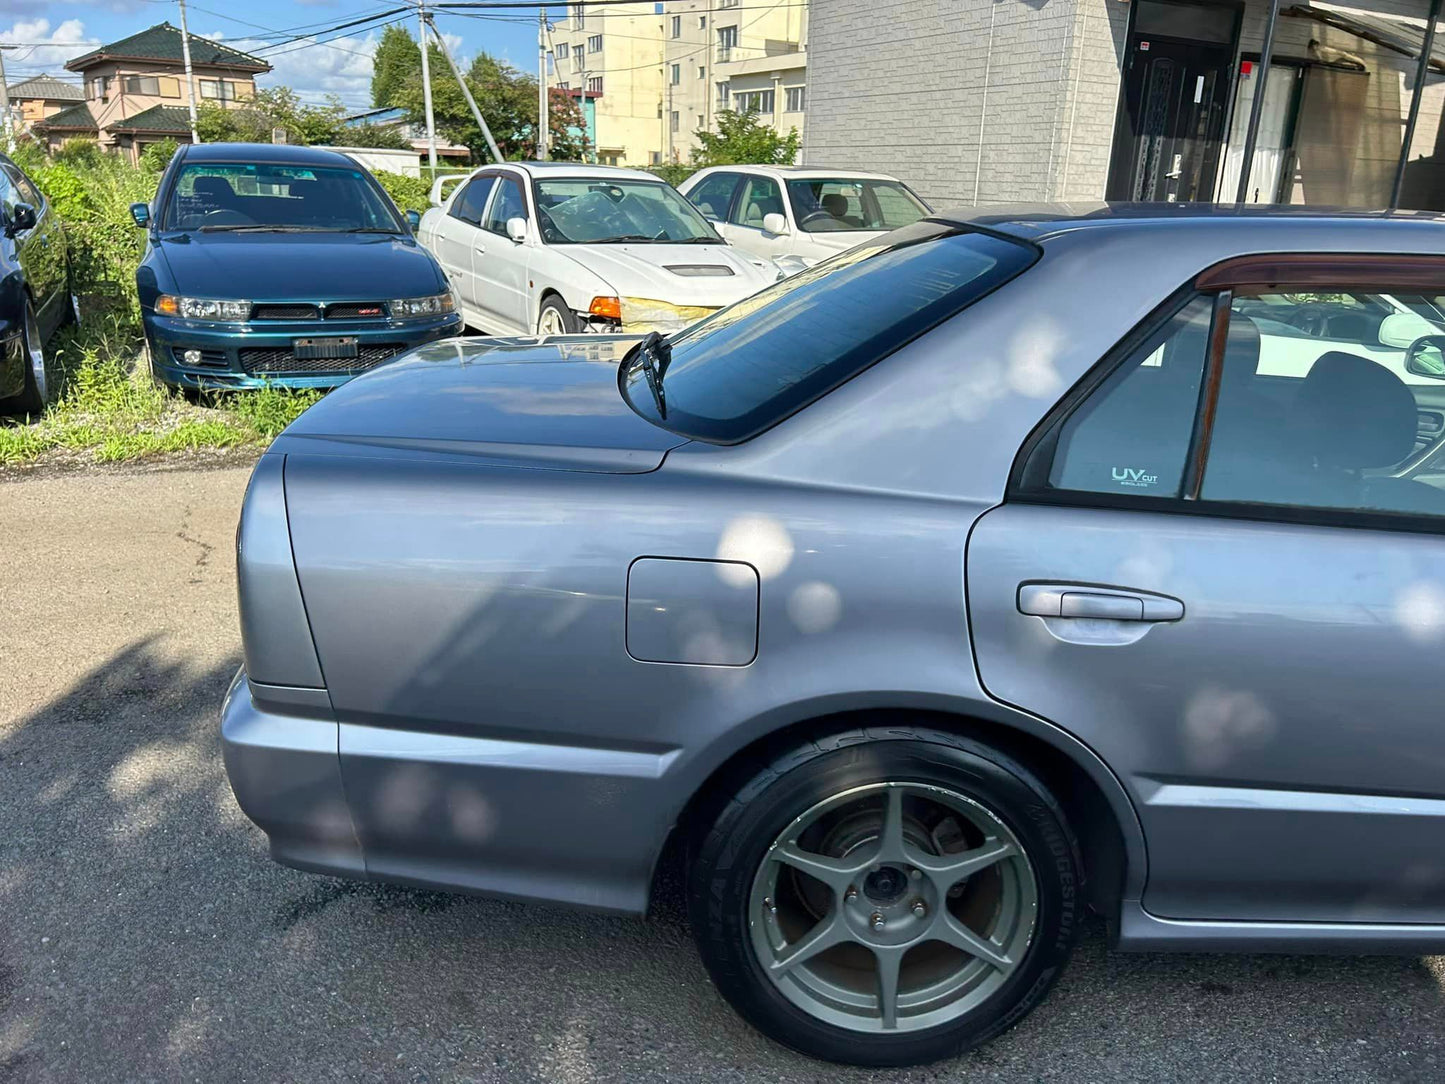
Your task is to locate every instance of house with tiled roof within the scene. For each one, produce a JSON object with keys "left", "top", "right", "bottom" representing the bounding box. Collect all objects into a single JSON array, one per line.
[
  {"left": 6, "top": 74, "right": 85, "bottom": 128},
  {"left": 34, "top": 23, "right": 270, "bottom": 162}
]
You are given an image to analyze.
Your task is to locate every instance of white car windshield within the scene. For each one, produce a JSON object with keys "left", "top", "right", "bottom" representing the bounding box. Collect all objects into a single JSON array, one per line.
[
  {"left": 535, "top": 179, "right": 721, "bottom": 244},
  {"left": 785, "top": 178, "right": 929, "bottom": 234}
]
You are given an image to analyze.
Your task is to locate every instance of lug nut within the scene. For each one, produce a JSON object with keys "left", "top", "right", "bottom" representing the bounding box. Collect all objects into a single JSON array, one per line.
[
  {"left": 910, "top": 868, "right": 922, "bottom": 881},
  {"left": 870, "top": 912, "right": 886, "bottom": 931},
  {"left": 763, "top": 896, "right": 776, "bottom": 914},
  {"left": 844, "top": 886, "right": 858, "bottom": 902},
  {"left": 911, "top": 899, "right": 927, "bottom": 918}
]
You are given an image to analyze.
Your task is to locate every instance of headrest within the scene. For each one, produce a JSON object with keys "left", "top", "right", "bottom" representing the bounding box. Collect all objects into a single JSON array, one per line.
[
  {"left": 192, "top": 176, "right": 235, "bottom": 199},
  {"left": 1293, "top": 351, "right": 1417, "bottom": 468},
  {"left": 821, "top": 193, "right": 848, "bottom": 217},
  {"left": 287, "top": 180, "right": 320, "bottom": 201}
]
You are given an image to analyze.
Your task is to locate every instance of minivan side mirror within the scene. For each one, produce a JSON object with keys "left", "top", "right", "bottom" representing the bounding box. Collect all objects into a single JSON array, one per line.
[
  {"left": 505, "top": 216, "right": 528, "bottom": 243},
  {"left": 762, "top": 211, "right": 789, "bottom": 236},
  {"left": 405, "top": 208, "right": 422, "bottom": 231},
  {"left": 130, "top": 202, "right": 150, "bottom": 227},
  {"left": 7, "top": 202, "right": 37, "bottom": 235},
  {"left": 1406, "top": 335, "right": 1445, "bottom": 379}
]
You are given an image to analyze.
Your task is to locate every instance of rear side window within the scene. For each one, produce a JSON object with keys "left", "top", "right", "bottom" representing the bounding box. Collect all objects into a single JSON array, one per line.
[
  {"left": 450, "top": 175, "right": 495, "bottom": 225},
  {"left": 621, "top": 223, "right": 1038, "bottom": 443}
]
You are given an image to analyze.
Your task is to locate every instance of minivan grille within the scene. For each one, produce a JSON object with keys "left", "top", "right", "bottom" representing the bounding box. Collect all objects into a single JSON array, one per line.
[{"left": 239, "top": 343, "right": 405, "bottom": 375}]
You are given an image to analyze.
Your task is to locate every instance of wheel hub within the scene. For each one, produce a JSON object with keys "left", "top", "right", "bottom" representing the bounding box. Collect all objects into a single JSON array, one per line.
[{"left": 863, "top": 865, "right": 907, "bottom": 903}]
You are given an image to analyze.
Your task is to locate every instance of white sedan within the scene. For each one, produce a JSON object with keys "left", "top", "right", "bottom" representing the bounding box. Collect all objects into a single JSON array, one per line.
[
  {"left": 418, "top": 162, "right": 778, "bottom": 336},
  {"left": 679, "top": 165, "right": 932, "bottom": 268}
]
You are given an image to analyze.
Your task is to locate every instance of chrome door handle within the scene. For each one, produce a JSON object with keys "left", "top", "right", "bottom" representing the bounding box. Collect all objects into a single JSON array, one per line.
[{"left": 1017, "top": 583, "right": 1183, "bottom": 622}]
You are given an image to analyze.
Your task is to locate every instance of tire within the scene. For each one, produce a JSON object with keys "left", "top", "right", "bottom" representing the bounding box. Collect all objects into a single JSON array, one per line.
[
  {"left": 3, "top": 299, "right": 51, "bottom": 417},
  {"left": 689, "top": 726, "right": 1082, "bottom": 1067},
  {"left": 536, "top": 295, "right": 579, "bottom": 336}
]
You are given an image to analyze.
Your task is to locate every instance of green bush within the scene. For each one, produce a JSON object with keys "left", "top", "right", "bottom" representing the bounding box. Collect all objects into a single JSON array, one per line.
[
  {"left": 374, "top": 169, "right": 433, "bottom": 213},
  {"left": 647, "top": 164, "right": 696, "bottom": 188}
]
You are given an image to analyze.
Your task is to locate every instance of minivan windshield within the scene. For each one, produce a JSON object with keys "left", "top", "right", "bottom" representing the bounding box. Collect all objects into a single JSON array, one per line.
[
  {"left": 535, "top": 178, "right": 721, "bottom": 244},
  {"left": 162, "top": 162, "right": 404, "bottom": 232},
  {"left": 785, "top": 178, "right": 930, "bottom": 233},
  {"left": 621, "top": 223, "right": 1037, "bottom": 443}
]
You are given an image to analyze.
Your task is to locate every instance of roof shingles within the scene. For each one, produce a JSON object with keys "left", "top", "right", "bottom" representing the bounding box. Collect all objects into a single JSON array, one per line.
[
  {"left": 6, "top": 74, "right": 84, "bottom": 102},
  {"left": 105, "top": 104, "right": 194, "bottom": 134},
  {"left": 33, "top": 103, "right": 97, "bottom": 132},
  {"left": 65, "top": 23, "right": 270, "bottom": 73}
]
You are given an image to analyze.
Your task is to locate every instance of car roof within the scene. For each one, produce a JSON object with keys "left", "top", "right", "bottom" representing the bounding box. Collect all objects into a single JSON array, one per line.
[
  {"left": 483, "top": 160, "right": 668, "bottom": 183},
  {"left": 935, "top": 201, "right": 1445, "bottom": 244},
  {"left": 697, "top": 164, "right": 905, "bottom": 182},
  {"left": 179, "top": 142, "right": 364, "bottom": 167}
]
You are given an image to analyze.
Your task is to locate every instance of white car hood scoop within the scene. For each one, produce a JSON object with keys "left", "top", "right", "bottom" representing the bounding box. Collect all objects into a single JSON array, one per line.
[{"left": 664, "top": 264, "right": 736, "bottom": 277}]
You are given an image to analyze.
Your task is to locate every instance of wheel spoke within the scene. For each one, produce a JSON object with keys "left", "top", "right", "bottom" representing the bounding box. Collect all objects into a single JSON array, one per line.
[
  {"left": 872, "top": 945, "right": 906, "bottom": 1029},
  {"left": 914, "top": 838, "right": 1016, "bottom": 893},
  {"left": 875, "top": 785, "right": 908, "bottom": 864},
  {"left": 769, "top": 914, "right": 848, "bottom": 975},
  {"left": 772, "top": 842, "right": 864, "bottom": 893},
  {"left": 932, "top": 910, "right": 1014, "bottom": 972}
]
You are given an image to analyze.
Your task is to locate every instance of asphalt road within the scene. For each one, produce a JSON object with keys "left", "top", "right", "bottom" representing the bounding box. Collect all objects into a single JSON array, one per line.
[{"left": 3, "top": 463, "right": 1445, "bottom": 1083}]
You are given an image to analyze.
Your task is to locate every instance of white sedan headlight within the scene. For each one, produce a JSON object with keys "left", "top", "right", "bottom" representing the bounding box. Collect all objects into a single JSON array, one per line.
[
  {"left": 619, "top": 297, "right": 718, "bottom": 335},
  {"left": 389, "top": 293, "right": 456, "bottom": 319},
  {"left": 155, "top": 295, "right": 250, "bottom": 321}
]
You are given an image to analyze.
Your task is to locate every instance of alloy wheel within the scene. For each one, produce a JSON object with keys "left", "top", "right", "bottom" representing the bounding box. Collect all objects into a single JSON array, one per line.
[
  {"left": 746, "top": 781, "right": 1037, "bottom": 1034},
  {"left": 537, "top": 307, "right": 568, "bottom": 337},
  {"left": 24, "top": 302, "right": 48, "bottom": 404}
]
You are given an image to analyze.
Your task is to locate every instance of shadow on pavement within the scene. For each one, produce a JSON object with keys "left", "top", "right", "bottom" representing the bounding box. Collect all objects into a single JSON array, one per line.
[{"left": 2, "top": 639, "right": 1444, "bottom": 1083}]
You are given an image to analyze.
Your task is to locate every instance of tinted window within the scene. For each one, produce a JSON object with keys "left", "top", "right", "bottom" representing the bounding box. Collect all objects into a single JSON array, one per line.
[
  {"left": 1203, "top": 291, "right": 1445, "bottom": 517},
  {"left": 1, "top": 163, "right": 42, "bottom": 209},
  {"left": 687, "top": 172, "right": 739, "bottom": 220},
  {"left": 482, "top": 176, "right": 527, "bottom": 235},
  {"left": 786, "top": 178, "right": 929, "bottom": 233},
  {"left": 163, "top": 162, "right": 402, "bottom": 231},
  {"left": 622, "top": 224, "right": 1038, "bottom": 443},
  {"left": 731, "top": 175, "right": 784, "bottom": 228},
  {"left": 450, "top": 174, "right": 496, "bottom": 225},
  {"left": 0, "top": 167, "right": 18, "bottom": 222},
  {"left": 1043, "top": 297, "right": 1212, "bottom": 497}
]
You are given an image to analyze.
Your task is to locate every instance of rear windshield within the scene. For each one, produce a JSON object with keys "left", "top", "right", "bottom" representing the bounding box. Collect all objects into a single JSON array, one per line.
[
  {"left": 621, "top": 223, "right": 1037, "bottom": 443},
  {"left": 162, "top": 162, "right": 403, "bottom": 232}
]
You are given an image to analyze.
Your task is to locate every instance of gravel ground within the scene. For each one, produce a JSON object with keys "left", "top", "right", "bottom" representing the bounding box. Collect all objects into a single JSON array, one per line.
[{"left": 3, "top": 464, "right": 1445, "bottom": 1083}]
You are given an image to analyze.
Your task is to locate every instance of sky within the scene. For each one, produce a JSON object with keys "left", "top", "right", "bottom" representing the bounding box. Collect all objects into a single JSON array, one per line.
[{"left": 0, "top": 2, "right": 549, "bottom": 112}]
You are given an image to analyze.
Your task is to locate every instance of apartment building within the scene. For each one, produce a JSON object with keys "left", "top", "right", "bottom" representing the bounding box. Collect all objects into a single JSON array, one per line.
[
  {"left": 5, "top": 75, "right": 84, "bottom": 128},
  {"left": 546, "top": 2, "right": 808, "bottom": 167},
  {"left": 548, "top": 1, "right": 666, "bottom": 166},
  {"left": 34, "top": 23, "right": 268, "bottom": 163},
  {"left": 663, "top": 0, "right": 808, "bottom": 162},
  {"left": 806, "top": 0, "right": 1445, "bottom": 212}
]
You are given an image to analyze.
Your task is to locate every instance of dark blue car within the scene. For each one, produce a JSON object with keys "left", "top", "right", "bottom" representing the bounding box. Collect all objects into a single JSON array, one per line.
[{"left": 133, "top": 143, "right": 461, "bottom": 391}]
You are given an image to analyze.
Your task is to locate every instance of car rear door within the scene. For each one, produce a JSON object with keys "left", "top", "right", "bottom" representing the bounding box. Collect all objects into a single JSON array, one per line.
[
  {"left": 0, "top": 160, "right": 63, "bottom": 332},
  {"left": 432, "top": 173, "right": 495, "bottom": 323},
  {"left": 966, "top": 254, "right": 1445, "bottom": 926}
]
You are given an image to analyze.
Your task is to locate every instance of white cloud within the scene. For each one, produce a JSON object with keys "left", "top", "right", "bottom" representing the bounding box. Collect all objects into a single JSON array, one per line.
[
  {"left": 0, "top": 18, "right": 97, "bottom": 79},
  {"left": 214, "top": 30, "right": 382, "bottom": 112}
]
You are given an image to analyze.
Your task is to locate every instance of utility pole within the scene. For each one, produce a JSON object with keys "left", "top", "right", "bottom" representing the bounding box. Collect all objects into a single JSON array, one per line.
[
  {"left": 417, "top": 1, "right": 438, "bottom": 173},
  {"left": 425, "top": 15, "right": 503, "bottom": 163},
  {"left": 0, "top": 46, "right": 15, "bottom": 154},
  {"left": 176, "top": 0, "right": 201, "bottom": 143},
  {"left": 538, "top": 8, "right": 548, "bottom": 160}
]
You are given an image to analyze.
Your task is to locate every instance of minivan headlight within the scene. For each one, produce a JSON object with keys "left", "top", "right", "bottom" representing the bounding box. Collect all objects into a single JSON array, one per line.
[
  {"left": 156, "top": 295, "right": 251, "bottom": 321},
  {"left": 390, "top": 293, "right": 456, "bottom": 319}
]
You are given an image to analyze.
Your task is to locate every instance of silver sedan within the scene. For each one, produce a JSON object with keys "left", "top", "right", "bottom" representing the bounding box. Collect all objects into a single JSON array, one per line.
[{"left": 222, "top": 206, "right": 1445, "bottom": 1067}]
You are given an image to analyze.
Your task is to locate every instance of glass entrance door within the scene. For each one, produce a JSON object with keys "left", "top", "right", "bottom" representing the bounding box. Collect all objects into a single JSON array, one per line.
[{"left": 1106, "top": 0, "right": 1241, "bottom": 202}]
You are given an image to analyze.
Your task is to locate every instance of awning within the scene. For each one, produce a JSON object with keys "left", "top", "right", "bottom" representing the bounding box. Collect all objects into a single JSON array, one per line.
[{"left": 1282, "top": 1, "right": 1445, "bottom": 73}]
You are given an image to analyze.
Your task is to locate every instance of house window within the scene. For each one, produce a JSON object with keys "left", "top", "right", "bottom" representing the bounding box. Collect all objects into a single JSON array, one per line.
[
  {"left": 588, "top": 34, "right": 602, "bottom": 52},
  {"left": 88, "top": 76, "right": 112, "bottom": 100},
  {"left": 573, "top": 3, "right": 586, "bottom": 30},
  {"left": 670, "top": 110, "right": 680, "bottom": 133},
  {"left": 716, "top": 82, "right": 730, "bottom": 108},
  {"left": 697, "top": 113, "right": 705, "bottom": 130},
  {"left": 200, "top": 79, "right": 239, "bottom": 102},
  {"left": 588, "top": 76, "right": 603, "bottom": 94},
  {"left": 717, "top": 25, "right": 738, "bottom": 60},
  {"left": 785, "top": 86, "right": 805, "bottom": 112},
  {"left": 697, "top": 65, "right": 705, "bottom": 80},
  {"left": 651, "top": 151, "right": 663, "bottom": 165},
  {"left": 670, "top": 63, "right": 681, "bottom": 85},
  {"left": 734, "top": 89, "right": 775, "bottom": 115},
  {"left": 719, "top": 0, "right": 739, "bottom": 7},
  {"left": 699, "top": 15, "right": 707, "bottom": 28},
  {"left": 670, "top": 14, "right": 681, "bottom": 37},
  {"left": 123, "top": 75, "right": 161, "bottom": 96}
]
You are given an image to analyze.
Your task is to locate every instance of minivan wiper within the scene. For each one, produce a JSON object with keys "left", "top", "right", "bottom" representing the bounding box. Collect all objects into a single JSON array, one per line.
[{"left": 634, "top": 331, "right": 670, "bottom": 418}]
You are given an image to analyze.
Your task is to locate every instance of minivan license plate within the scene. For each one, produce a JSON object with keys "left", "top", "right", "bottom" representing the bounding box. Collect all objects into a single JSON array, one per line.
[{"left": 294, "top": 336, "right": 359, "bottom": 360}]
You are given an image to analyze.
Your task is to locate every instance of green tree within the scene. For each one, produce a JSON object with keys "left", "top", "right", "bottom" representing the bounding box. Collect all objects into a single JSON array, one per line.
[
  {"left": 373, "top": 28, "right": 585, "bottom": 161},
  {"left": 338, "top": 122, "right": 412, "bottom": 150},
  {"left": 139, "top": 138, "right": 180, "bottom": 172},
  {"left": 197, "top": 88, "right": 345, "bottom": 147},
  {"left": 690, "top": 109, "right": 800, "bottom": 167},
  {"left": 371, "top": 25, "right": 419, "bottom": 109}
]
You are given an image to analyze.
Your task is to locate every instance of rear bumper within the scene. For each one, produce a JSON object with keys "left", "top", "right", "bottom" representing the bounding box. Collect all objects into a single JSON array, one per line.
[
  {"left": 219, "top": 669, "right": 364, "bottom": 876},
  {"left": 145, "top": 311, "right": 463, "bottom": 390}
]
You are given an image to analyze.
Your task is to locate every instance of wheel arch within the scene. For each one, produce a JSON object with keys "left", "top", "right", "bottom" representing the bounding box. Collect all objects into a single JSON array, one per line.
[{"left": 650, "top": 701, "right": 1145, "bottom": 924}]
